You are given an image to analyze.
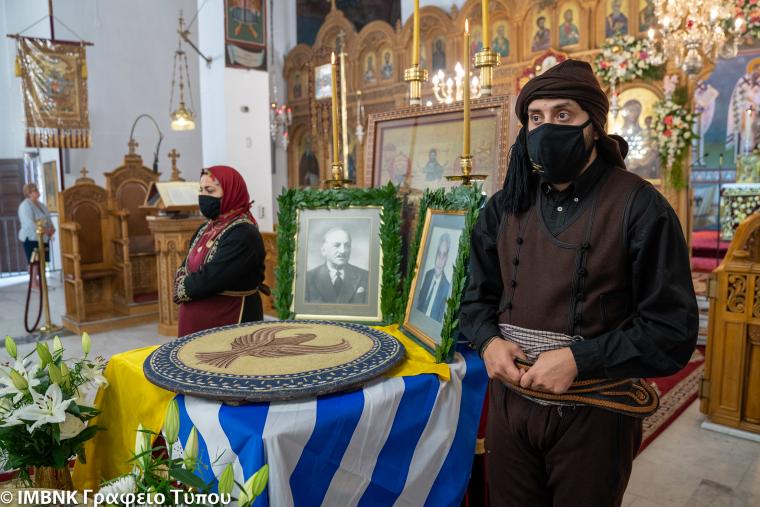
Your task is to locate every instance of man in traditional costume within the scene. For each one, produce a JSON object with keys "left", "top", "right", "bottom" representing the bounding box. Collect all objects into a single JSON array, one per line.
[{"left": 459, "top": 60, "right": 698, "bottom": 506}]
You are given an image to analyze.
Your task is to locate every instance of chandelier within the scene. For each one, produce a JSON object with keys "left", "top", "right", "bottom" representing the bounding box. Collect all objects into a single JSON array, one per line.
[
  {"left": 430, "top": 63, "right": 481, "bottom": 104},
  {"left": 653, "top": 0, "right": 744, "bottom": 76},
  {"left": 269, "top": 86, "right": 292, "bottom": 150},
  {"left": 169, "top": 13, "right": 196, "bottom": 131}
]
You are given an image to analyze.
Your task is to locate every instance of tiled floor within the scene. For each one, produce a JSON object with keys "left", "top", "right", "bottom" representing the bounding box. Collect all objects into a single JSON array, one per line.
[{"left": 2, "top": 274, "right": 760, "bottom": 505}]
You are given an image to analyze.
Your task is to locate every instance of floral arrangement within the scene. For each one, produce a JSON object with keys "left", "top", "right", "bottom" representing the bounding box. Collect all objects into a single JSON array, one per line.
[
  {"left": 652, "top": 75, "right": 697, "bottom": 189},
  {"left": 594, "top": 35, "right": 663, "bottom": 85},
  {"left": 720, "top": 187, "right": 760, "bottom": 240},
  {"left": 99, "top": 399, "right": 268, "bottom": 506},
  {"left": 733, "top": 2, "right": 759, "bottom": 40},
  {"left": 0, "top": 333, "right": 106, "bottom": 484}
]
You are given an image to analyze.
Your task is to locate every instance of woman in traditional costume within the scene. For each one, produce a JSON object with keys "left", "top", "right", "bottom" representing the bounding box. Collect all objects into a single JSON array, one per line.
[{"left": 173, "top": 165, "right": 266, "bottom": 336}]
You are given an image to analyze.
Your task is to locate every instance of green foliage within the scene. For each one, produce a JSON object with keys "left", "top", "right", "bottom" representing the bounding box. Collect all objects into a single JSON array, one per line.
[
  {"left": 274, "top": 183, "right": 404, "bottom": 323},
  {"left": 401, "top": 185, "right": 484, "bottom": 362}
]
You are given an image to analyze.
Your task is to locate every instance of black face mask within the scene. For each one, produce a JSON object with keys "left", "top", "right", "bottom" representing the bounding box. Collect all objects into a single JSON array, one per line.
[
  {"left": 199, "top": 195, "right": 221, "bottom": 219},
  {"left": 526, "top": 120, "right": 594, "bottom": 184}
]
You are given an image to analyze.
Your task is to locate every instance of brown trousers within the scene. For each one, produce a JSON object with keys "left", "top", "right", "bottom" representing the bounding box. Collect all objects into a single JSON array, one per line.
[{"left": 486, "top": 380, "right": 642, "bottom": 507}]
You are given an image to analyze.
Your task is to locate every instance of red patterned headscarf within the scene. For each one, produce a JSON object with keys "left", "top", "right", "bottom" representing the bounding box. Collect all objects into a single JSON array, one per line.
[{"left": 187, "top": 165, "right": 256, "bottom": 272}]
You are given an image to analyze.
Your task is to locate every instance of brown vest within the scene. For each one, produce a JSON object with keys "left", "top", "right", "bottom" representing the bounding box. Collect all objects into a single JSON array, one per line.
[{"left": 497, "top": 167, "right": 645, "bottom": 338}]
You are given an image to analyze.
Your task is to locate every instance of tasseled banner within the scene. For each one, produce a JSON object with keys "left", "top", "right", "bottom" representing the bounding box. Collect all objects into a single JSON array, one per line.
[
  {"left": 81, "top": 61, "right": 87, "bottom": 80},
  {"left": 15, "top": 54, "right": 22, "bottom": 77},
  {"left": 25, "top": 127, "right": 91, "bottom": 148}
]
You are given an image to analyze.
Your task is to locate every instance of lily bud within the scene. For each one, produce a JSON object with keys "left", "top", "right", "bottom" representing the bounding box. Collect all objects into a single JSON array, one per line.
[
  {"left": 134, "top": 424, "right": 152, "bottom": 471},
  {"left": 163, "top": 400, "right": 179, "bottom": 445},
  {"left": 183, "top": 427, "right": 198, "bottom": 471},
  {"left": 249, "top": 464, "right": 269, "bottom": 498},
  {"left": 60, "top": 362, "right": 71, "bottom": 386},
  {"left": 9, "top": 369, "right": 28, "bottom": 391},
  {"left": 36, "top": 343, "right": 53, "bottom": 368},
  {"left": 52, "top": 336, "right": 64, "bottom": 355},
  {"left": 5, "top": 336, "right": 17, "bottom": 359},
  {"left": 218, "top": 463, "right": 234, "bottom": 497},
  {"left": 81, "top": 332, "right": 91, "bottom": 356},
  {"left": 48, "top": 363, "right": 63, "bottom": 385}
]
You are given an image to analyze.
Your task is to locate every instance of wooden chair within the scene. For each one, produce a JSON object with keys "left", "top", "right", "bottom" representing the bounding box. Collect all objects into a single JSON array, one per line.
[
  {"left": 104, "top": 150, "right": 160, "bottom": 313},
  {"left": 59, "top": 170, "right": 117, "bottom": 331}
]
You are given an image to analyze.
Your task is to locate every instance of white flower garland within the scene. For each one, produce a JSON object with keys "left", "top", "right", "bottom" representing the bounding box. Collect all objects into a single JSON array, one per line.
[
  {"left": 594, "top": 35, "right": 662, "bottom": 85},
  {"left": 652, "top": 76, "right": 697, "bottom": 188}
]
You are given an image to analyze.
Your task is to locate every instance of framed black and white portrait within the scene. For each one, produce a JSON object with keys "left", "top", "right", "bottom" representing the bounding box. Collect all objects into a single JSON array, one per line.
[
  {"left": 293, "top": 207, "right": 382, "bottom": 321},
  {"left": 404, "top": 210, "right": 466, "bottom": 350}
]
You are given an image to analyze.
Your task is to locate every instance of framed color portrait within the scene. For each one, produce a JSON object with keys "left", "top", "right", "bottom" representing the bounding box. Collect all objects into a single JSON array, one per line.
[
  {"left": 608, "top": 86, "right": 662, "bottom": 183},
  {"left": 224, "top": 0, "right": 267, "bottom": 70},
  {"left": 491, "top": 21, "right": 511, "bottom": 59},
  {"left": 274, "top": 184, "right": 403, "bottom": 323},
  {"left": 530, "top": 9, "right": 552, "bottom": 53},
  {"left": 557, "top": 3, "right": 582, "bottom": 49},
  {"left": 42, "top": 160, "right": 59, "bottom": 213},
  {"left": 364, "top": 95, "right": 513, "bottom": 194},
  {"left": 402, "top": 186, "right": 484, "bottom": 361}
]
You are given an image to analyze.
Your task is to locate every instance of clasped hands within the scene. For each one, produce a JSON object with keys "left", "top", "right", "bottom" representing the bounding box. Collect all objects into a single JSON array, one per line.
[{"left": 482, "top": 339, "right": 578, "bottom": 394}]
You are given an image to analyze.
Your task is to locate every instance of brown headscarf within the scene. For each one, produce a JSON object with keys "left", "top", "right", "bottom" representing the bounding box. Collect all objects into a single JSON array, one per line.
[{"left": 502, "top": 59, "right": 628, "bottom": 215}]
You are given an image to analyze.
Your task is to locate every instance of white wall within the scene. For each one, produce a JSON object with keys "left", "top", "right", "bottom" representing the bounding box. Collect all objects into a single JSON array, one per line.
[
  {"left": 0, "top": 0, "right": 204, "bottom": 188},
  {"left": 197, "top": 0, "right": 297, "bottom": 232}
]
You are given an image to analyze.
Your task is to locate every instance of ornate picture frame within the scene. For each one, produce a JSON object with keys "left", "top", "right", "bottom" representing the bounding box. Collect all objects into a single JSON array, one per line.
[
  {"left": 401, "top": 186, "right": 485, "bottom": 362},
  {"left": 364, "top": 95, "right": 514, "bottom": 194},
  {"left": 274, "top": 184, "right": 403, "bottom": 323}
]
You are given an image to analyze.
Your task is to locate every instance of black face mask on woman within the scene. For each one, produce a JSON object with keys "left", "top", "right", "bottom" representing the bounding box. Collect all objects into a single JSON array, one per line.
[
  {"left": 198, "top": 195, "right": 221, "bottom": 219},
  {"left": 526, "top": 119, "right": 594, "bottom": 184}
]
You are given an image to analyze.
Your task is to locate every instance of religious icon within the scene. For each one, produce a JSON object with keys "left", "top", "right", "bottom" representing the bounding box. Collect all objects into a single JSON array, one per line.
[
  {"left": 293, "top": 72, "right": 302, "bottom": 99},
  {"left": 608, "top": 87, "right": 660, "bottom": 180},
  {"left": 422, "top": 148, "right": 445, "bottom": 181},
  {"left": 559, "top": 7, "right": 581, "bottom": 47},
  {"left": 298, "top": 133, "right": 320, "bottom": 187},
  {"left": 381, "top": 50, "right": 393, "bottom": 80},
  {"left": 314, "top": 63, "right": 332, "bottom": 100},
  {"left": 727, "top": 58, "right": 760, "bottom": 160},
  {"left": 606, "top": 0, "right": 629, "bottom": 37},
  {"left": 492, "top": 22, "right": 510, "bottom": 57},
  {"left": 639, "top": 0, "right": 656, "bottom": 32},
  {"left": 471, "top": 27, "right": 484, "bottom": 55},
  {"left": 404, "top": 209, "right": 466, "bottom": 348},
  {"left": 432, "top": 38, "right": 446, "bottom": 72},
  {"left": 532, "top": 14, "right": 551, "bottom": 52},
  {"left": 693, "top": 81, "right": 719, "bottom": 166},
  {"left": 293, "top": 207, "right": 384, "bottom": 321},
  {"left": 364, "top": 52, "right": 376, "bottom": 82}
]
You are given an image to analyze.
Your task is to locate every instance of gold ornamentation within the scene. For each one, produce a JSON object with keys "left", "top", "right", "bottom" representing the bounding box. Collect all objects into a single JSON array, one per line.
[
  {"left": 727, "top": 274, "right": 747, "bottom": 314},
  {"left": 195, "top": 325, "right": 352, "bottom": 368}
]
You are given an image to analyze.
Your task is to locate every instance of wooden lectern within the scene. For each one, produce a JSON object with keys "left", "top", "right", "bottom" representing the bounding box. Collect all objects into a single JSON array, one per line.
[{"left": 147, "top": 215, "right": 205, "bottom": 336}]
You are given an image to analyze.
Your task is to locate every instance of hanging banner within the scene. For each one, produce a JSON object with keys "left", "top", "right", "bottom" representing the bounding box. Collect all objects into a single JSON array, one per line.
[
  {"left": 224, "top": 0, "right": 267, "bottom": 70},
  {"left": 16, "top": 37, "right": 91, "bottom": 148}
]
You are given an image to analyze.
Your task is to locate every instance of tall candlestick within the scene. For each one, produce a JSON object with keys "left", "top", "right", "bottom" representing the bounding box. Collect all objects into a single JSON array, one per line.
[
  {"left": 412, "top": 0, "right": 420, "bottom": 66},
  {"left": 331, "top": 52, "right": 339, "bottom": 165},
  {"left": 482, "top": 0, "right": 489, "bottom": 49},
  {"left": 340, "top": 50, "right": 349, "bottom": 178},
  {"left": 463, "top": 19, "right": 471, "bottom": 156}
]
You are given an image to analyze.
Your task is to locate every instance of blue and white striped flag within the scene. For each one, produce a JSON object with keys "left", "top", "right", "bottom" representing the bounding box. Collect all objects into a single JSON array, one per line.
[{"left": 174, "top": 347, "right": 487, "bottom": 506}]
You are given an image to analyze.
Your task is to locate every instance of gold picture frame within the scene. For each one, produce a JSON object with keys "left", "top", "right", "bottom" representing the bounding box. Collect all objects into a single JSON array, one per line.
[
  {"left": 42, "top": 160, "right": 59, "bottom": 213},
  {"left": 364, "top": 95, "right": 515, "bottom": 194},
  {"left": 403, "top": 208, "right": 467, "bottom": 351}
]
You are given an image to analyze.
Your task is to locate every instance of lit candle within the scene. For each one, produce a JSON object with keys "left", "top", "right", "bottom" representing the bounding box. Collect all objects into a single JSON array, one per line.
[
  {"left": 331, "top": 52, "right": 339, "bottom": 165},
  {"left": 340, "top": 50, "right": 349, "bottom": 177},
  {"left": 463, "top": 19, "right": 471, "bottom": 156},
  {"left": 412, "top": 0, "right": 420, "bottom": 66},
  {"left": 482, "top": 0, "right": 489, "bottom": 50}
]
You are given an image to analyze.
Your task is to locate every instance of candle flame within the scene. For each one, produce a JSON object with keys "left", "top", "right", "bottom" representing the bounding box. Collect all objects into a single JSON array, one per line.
[
  {"left": 331, "top": 52, "right": 335, "bottom": 64},
  {"left": 465, "top": 18, "right": 469, "bottom": 35}
]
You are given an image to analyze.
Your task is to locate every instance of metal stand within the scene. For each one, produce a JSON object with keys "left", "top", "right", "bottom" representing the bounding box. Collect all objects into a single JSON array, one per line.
[
  {"left": 474, "top": 49, "right": 499, "bottom": 97},
  {"left": 35, "top": 219, "right": 61, "bottom": 335},
  {"left": 446, "top": 155, "right": 488, "bottom": 186},
  {"left": 404, "top": 65, "right": 428, "bottom": 106},
  {"left": 323, "top": 162, "right": 352, "bottom": 189}
]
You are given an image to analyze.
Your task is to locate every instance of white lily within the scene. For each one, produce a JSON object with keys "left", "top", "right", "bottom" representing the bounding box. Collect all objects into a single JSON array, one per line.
[
  {"left": 0, "top": 407, "right": 24, "bottom": 428},
  {"left": 59, "top": 412, "right": 86, "bottom": 440},
  {"left": 0, "top": 357, "right": 39, "bottom": 404},
  {"left": 14, "top": 383, "right": 72, "bottom": 433},
  {"left": 99, "top": 474, "right": 137, "bottom": 496},
  {"left": 80, "top": 358, "right": 108, "bottom": 388}
]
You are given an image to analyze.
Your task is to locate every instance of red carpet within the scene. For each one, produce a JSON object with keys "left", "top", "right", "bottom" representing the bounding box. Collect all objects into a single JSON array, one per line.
[
  {"left": 640, "top": 346, "right": 705, "bottom": 451},
  {"left": 691, "top": 230, "right": 729, "bottom": 273}
]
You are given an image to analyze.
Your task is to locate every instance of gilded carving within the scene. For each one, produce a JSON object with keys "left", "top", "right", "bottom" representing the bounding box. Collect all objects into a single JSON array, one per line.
[{"left": 727, "top": 274, "right": 748, "bottom": 314}]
